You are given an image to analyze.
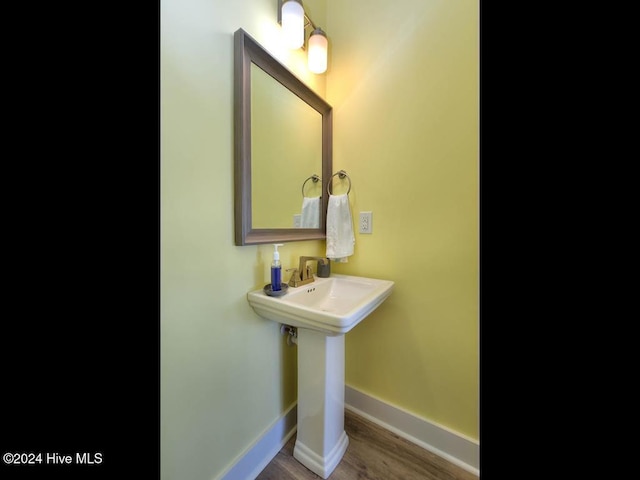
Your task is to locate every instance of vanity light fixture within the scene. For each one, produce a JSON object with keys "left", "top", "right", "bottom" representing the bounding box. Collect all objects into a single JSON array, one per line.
[
  {"left": 280, "top": 0, "right": 305, "bottom": 49},
  {"left": 277, "top": 0, "right": 329, "bottom": 74},
  {"left": 308, "top": 28, "right": 328, "bottom": 74}
]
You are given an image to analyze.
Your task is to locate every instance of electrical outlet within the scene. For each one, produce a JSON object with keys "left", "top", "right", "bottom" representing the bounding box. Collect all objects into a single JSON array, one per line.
[
  {"left": 293, "top": 214, "right": 302, "bottom": 228},
  {"left": 359, "top": 211, "right": 372, "bottom": 234}
]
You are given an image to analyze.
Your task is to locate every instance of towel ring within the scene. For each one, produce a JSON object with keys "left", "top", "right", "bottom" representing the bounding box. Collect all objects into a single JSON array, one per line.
[
  {"left": 301, "top": 174, "right": 320, "bottom": 197},
  {"left": 327, "top": 170, "right": 351, "bottom": 196}
]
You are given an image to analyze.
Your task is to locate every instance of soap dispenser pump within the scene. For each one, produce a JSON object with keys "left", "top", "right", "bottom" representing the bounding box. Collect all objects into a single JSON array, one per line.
[{"left": 271, "top": 244, "right": 284, "bottom": 291}]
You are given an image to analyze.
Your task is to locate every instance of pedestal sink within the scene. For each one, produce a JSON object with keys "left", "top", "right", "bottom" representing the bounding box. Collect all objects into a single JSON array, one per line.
[{"left": 247, "top": 274, "right": 394, "bottom": 478}]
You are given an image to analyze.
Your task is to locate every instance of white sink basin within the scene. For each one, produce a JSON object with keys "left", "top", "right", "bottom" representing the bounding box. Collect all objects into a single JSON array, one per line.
[{"left": 247, "top": 274, "right": 394, "bottom": 335}]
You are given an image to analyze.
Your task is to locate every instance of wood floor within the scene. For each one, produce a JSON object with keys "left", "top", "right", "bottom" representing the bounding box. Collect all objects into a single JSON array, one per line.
[{"left": 256, "top": 409, "right": 478, "bottom": 480}]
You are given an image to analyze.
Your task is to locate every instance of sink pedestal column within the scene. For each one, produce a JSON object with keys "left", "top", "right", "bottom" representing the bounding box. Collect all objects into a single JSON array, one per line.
[{"left": 294, "top": 328, "right": 349, "bottom": 479}]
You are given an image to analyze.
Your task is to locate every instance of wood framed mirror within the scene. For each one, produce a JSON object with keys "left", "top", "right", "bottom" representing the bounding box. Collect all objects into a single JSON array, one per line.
[{"left": 234, "top": 28, "right": 332, "bottom": 246}]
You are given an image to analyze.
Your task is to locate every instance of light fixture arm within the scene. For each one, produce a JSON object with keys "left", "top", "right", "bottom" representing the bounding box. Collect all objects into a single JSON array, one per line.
[{"left": 304, "top": 14, "right": 317, "bottom": 31}]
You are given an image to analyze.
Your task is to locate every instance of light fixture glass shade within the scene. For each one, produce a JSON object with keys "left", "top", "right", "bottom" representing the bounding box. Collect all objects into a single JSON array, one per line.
[
  {"left": 281, "top": 0, "right": 304, "bottom": 49},
  {"left": 308, "top": 28, "right": 328, "bottom": 74}
]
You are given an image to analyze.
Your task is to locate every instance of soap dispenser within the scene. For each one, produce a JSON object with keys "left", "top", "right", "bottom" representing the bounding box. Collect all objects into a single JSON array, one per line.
[{"left": 271, "top": 244, "right": 284, "bottom": 291}]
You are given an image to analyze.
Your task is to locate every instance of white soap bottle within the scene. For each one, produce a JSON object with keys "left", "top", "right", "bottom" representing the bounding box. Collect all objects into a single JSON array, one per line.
[{"left": 271, "top": 244, "right": 284, "bottom": 291}]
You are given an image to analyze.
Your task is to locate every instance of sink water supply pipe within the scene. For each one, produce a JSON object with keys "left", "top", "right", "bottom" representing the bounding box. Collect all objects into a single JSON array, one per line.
[{"left": 281, "top": 324, "right": 298, "bottom": 346}]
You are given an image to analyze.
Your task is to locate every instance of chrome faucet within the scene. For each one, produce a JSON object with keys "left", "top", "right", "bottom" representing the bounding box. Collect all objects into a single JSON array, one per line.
[{"left": 287, "top": 256, "right": 330, "bottom": 287}]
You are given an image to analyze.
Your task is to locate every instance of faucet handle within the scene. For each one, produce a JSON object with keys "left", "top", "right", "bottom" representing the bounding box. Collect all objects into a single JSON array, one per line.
[{"left": 286, "top": 268, "right": 300, "bottom": 286}]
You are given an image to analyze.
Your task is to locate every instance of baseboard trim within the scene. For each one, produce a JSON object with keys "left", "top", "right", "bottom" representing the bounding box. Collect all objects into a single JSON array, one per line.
[
  {"left": 216, "top": 402, "right": 298, "bottom": 480},
  {"left": 345, "top": 385, "right": 479, "bottom": 476},
  {"left": 216, "top": 388, "right": 479, "bottom": 479}
]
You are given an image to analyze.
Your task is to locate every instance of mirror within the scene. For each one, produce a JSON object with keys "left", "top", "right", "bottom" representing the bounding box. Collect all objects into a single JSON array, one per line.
[
  {"left": 234, "top": 28, "right": 332, "bottom": 246},
  {"left": 251, "top": 64, "right": 323, "bottom": 229}
]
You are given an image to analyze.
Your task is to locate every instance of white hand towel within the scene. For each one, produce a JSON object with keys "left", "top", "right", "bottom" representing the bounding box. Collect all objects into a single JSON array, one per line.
[
  {"left": 301, "top": 197, "right": 320, "bottom": 228},
  {"left": 326, "top": 194, "right": 355, "bottom": 262}
]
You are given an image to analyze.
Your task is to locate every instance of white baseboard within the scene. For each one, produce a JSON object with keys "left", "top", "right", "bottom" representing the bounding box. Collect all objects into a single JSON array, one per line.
[
  {"left": 216, "top": 388, "right": 479, "bottom": 480},
  {"left": 345, "top": 385, "right": 479, "bottom": 476},
  {"left": 216, "top": 402, "right": 298, "bottom": 480}
]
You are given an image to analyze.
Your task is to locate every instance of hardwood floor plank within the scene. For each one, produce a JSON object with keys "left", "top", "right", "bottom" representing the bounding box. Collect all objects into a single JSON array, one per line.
[{"left": 255, "top": 410, "right": 477, "bottom": 480}]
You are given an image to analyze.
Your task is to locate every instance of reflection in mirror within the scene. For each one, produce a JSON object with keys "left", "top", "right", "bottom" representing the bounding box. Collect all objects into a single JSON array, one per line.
[
  {"left": 251, "top": 64, "right": 323, "bottom": 229},
  {"left": 234, "top": 28, "right": 332, "bottom": 246},
  {"left": 299, "top": 174, "right": 322, "bottom": 228}
]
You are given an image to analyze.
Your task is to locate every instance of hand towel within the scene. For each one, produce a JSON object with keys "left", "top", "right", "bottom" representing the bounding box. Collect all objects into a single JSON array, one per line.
[
  {"left": 326, "top": 194, "right": 355, "bottom": 262},
  {"left": 301, "top": 196, "right": 320, "bottom": 228}
]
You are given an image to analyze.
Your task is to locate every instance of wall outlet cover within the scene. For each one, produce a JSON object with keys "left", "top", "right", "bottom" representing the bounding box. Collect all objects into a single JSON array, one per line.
[{"left": 359, "top": 211, "right": 372, "bottom": 234}]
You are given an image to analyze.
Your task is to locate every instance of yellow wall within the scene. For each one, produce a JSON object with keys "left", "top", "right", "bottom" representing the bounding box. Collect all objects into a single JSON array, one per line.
[
  {"left": 161, "top": 1, "right": 326, "bottom": 479},
  {"left": 326, "top": 0, "right": 479, "bottom": 439}
]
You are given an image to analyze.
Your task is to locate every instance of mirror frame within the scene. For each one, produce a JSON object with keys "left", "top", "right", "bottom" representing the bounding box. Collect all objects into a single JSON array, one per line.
[{"left": 234, "top": 28, "right": 332, "bottom": 246}]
